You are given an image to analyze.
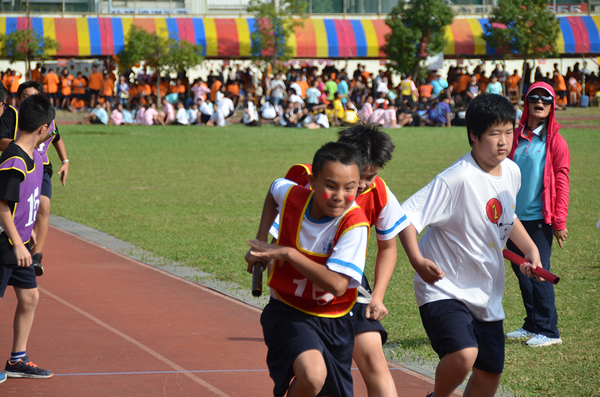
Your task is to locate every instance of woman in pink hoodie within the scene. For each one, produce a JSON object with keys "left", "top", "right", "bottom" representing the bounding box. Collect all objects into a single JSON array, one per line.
[{"left": 505, "top": 82, "right": 570, "bottom": 347}]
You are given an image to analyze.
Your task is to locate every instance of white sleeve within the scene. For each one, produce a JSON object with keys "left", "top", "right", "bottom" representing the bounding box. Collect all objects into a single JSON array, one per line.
[
  {"left": 375, "top": 186, "right": 411, "bottom": 241},
  {"left": 401, "top": 176, "right": 453, "bottom": 234},
  {"left": 268, "top": 179, "right": 297, "bottom": 239},
  {"left": 326, "top": 225, "right": 368, "bottom": 288}
]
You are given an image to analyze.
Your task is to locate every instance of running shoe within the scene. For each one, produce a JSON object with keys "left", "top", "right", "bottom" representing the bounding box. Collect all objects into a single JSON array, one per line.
[
  {"left": 526, "top": 334, "right": 563, "bottom": 347},
  {"left": 0, "top": 371, "right": 6, "bottom": 383},
  {"left": 4, "top": 355, "right": 53, "bottom": 378},
  {"left": 506, "top": 327, "right": 535, "bottom": 339}
]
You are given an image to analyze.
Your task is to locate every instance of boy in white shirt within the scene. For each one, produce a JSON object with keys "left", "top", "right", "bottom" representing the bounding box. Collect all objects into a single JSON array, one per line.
[
  {"left": 400, "top": 94, "right": 543, "bottom": 397},
  {"left": 174, "top": 102, "right": 189, "bottom": 125}
]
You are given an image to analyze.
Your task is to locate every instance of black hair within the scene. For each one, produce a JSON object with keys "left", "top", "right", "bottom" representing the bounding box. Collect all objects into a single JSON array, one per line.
[
  {"left": 336, "top": 122, "right": 395, "bottom": 169},
  {"left": 0, "top": 82, "right": 7, "bottom": 103},
  {"left": 17, "top": 80, "right": 44, "bottom": 100},
  {"left": 466, "top": 94, "right": 516, "bottom": 147},
  {"left": 312, "top": 142, "right": 363, "bottom": 179},
  {"left": 18, "top": 94, "right": 55, "bottom": 133}
]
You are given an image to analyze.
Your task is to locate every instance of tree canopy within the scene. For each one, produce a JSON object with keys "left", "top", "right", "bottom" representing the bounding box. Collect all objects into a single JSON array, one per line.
[
  {"left": 483, "top": 0, "right": 560, "bottom": 98},
  {"left": 118, "top": 25, "right": 203, "bottom": 106},
  {"left": 0, "top": 28, "right": 60, "bottom": 79},
  {"left": 384, "top": 0, "right": 454, "bottom": 79},
  {"left": 247, "top": 0, "right": 307, "bottom": 70},
  {"left": 483, "top": 0, "right": 560, "bottom": 59}
]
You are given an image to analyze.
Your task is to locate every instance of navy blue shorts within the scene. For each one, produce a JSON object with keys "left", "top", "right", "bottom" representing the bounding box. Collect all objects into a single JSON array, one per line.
[
  {"left": 261, "top": 298, "right": 355, "bottom": 397},
  {"left": 351, "top": 276, "right": 387, "bottom": 344},
  {"left": 419, "top": 299, "right": 505, "bottom": 374},
  {"left": 0, "top": 234, "right": 36, "bottom": 297},
  {"left": 41, "top": 168, "right": 52, "bottom": 199}
]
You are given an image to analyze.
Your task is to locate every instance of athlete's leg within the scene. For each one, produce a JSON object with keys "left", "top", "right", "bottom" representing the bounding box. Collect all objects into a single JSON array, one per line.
[
  {"left": 433, "top": 347, "right": 478, "bottom": 397},
  {"left": 12, "top": 287, "right": 39, "bottom": 352},
  {"left": 353, "top": 331, "right": 397, "bottom": 397},
  {"left": 463, "top": 368, "right": 501, "bottom": 397},
  {"left": 288, "top": 349, "right": 327, "bottom": 397},
  {"left": 32, "top": 195, "right": 50, "bottom": 257}
]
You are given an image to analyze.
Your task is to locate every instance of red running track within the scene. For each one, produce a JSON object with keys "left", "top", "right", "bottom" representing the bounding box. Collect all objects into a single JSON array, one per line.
[{"left": 0, "top": 225, "right": 460, "bottom": 396}]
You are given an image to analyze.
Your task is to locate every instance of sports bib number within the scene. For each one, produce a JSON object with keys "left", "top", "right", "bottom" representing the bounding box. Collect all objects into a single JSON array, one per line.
[
  {"left": 293, "top": 278, "right": 334, "bottom": 305},
  {"left": 24, "top": 187, "right": 40, "bottom": 227}
]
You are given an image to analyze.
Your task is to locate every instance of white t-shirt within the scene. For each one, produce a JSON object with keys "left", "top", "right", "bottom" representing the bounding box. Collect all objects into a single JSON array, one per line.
[
  {"left": 314, "top": 113, "right": 329, "bottom": 128},
  {"left": 200, "top": 102, "right": 213, "bottom": 116},
  {"left": 289, "top": 94, "right": 304, "bottom": 107},
  {"left": 270, "top": 178, "right": 368, "bottom": 289},
  {"left": 261, "top": 102, "right": 277, "bottom": 119},
  {"left": 217, "top": 97, "right": 234, "bottom": 117},
  {"left": 175, "top": 108, "right": 189, "bottom": 125},
  {"left": 188, "top": 108, "right": 198, "bottom": 123},
  {"left": 402, "top": 152, "right": 521, "bottom": 321},
  {"left": 243, "top": 102, "right": 259, "bottom": 124}
]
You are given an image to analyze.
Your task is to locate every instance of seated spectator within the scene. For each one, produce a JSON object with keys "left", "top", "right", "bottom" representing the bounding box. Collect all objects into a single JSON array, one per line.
[
  {"left": 260, "top": 99, "right": 279, "bottom": 124},
  {"left": 188, "top": 102, "right": 199, "bottom": 125},
  {"left": 162, "top": 97, "right": 176, "bottom": 124},
  {"left": 142, "top": 102, "right": 164, "bottom": 126},
  {"left": 109, "top": 103, "right": 125, "bottom": 125},
  {"left": 243, "top": 93, "right": 260, "bottom": 127},
  {"left": 358, "top": 96, "right": 374, "bottom": 121},
  {"left": 81, "top": 102, "right": 109, "bottom": 125},
  {"left": 174, "top": 102, "right": 189, "bottom": 125},
  {"left": 199, "top": 99, "right": 214, "bottom": 125}
]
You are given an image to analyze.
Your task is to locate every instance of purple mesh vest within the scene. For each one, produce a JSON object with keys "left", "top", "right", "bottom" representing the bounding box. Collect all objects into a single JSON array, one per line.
[
  {"left": 0, "top": 150, "right": 43, "bottom": 244},
  {"left": 13, "top": 107, "right": 56, "bottom": 166}
]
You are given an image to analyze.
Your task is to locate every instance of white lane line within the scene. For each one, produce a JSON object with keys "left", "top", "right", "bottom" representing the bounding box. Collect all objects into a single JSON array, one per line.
[{"left": 39, "top": 287, "right": 231, "bottom": 397}]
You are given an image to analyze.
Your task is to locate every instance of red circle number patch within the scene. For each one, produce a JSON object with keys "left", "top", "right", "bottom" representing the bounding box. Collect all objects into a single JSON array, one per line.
[{"left": 486, "top": 198, "right": 502, "bottom": 224}]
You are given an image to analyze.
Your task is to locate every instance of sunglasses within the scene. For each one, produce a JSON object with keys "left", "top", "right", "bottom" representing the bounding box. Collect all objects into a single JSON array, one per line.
[{"left": 527, "top": 94, "right": 553, "bottom": 105}]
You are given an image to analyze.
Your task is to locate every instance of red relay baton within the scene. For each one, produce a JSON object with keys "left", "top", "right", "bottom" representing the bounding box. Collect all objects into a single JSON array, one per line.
[{"left": 503, "top": 250, "right": 560, "bottom": 285}]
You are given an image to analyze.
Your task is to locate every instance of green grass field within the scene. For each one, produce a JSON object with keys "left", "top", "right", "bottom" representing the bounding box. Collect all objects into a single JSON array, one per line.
[{"left": 48, "top": 121, "right": 600, "bottom": 397}]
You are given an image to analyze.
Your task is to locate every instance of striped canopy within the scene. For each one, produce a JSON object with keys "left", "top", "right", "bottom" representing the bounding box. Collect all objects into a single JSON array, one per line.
[
  {"left": 1, "top": 16, "right": 599, "bottom": 59},
  {"left": 445, "top": 16, "right": 600, "bottom": 56},
  {"left": 0, "top": 16, "right": 390, "bottom": 59}
]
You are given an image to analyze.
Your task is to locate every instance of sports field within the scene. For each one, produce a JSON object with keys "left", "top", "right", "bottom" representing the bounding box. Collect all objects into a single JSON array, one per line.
[{"left": 48, "top": 119, "right": 599, "bottom": 397}]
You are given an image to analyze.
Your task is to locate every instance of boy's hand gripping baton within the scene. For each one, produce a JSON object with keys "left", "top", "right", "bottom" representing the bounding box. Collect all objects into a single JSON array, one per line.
[
  {"left": 251, "top": 262, "right": 264, "bottom": 297},
  {"left": 503, "top": 250, "right": 560, "bottom": 285}
]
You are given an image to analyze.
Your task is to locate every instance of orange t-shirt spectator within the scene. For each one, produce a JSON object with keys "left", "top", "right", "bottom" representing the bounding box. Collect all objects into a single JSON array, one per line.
[
  {"left": 419, "top": 83, "right": 433, "bottom": 99},
  {"left": 9, "top": 72, "right": 21, "bottom": 94},
  {"left": 43, "top": 70, "right": 60, "bottom": 94},
  {"left": 101, "top": 75, "right": 114, "bottom": 97},
  {"left": 210, "top": 79, "right": 222, "bottom": 102},
  {"left": 72, "top": 74, "right": 87, "bottom": 96},
  {"left": 88, "top": 68, "right": 103, "bottom": 92},
  {"left": 61, "top": 73, "right": 74, "bottom": 96}
]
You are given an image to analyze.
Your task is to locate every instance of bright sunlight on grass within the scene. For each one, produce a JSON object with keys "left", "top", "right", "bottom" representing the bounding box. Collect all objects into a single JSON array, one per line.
[{"left": 48, "top": 122, "right": 599, "bottom": 397}]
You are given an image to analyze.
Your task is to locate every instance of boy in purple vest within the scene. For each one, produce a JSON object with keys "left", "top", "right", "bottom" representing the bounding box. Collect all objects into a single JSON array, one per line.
[{"left": 0, "top": 94, "right": 54, "bottom": 379}]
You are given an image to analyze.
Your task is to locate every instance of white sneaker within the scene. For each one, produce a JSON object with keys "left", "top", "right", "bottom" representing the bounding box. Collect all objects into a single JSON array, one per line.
[
  {"left": 526, "top": 334, "right": 563, "bottom": 347},
  {"left": 506, "top": 328, "right": 535, "bottom": 339}
]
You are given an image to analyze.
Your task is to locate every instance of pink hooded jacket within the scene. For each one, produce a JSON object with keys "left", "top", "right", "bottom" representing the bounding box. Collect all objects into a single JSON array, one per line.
[{"left": 508, "top": 81, "right": 571, "bottom": 230}]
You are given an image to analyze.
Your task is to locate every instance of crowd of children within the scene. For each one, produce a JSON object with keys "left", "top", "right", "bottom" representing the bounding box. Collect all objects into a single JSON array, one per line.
[{"left": 2, "top": 59, "right": 598, "bottom": 130}]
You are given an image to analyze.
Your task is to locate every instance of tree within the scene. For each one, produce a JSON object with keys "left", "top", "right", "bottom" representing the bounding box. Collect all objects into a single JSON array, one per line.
[
  {"left": 0, "top": 28, "right": 60, "bottom": 80},
  {"left": 247, "top": 0, "right": 307, "bottom": 71},
  {"left": 118, "top": 25, "right": 203, "bottom": 107},
  {"left": 384, "top": 0, "right": 454, "bottom": 81},
  {"left": 483, "top": 0, "right": 560, "bottom": 100}
]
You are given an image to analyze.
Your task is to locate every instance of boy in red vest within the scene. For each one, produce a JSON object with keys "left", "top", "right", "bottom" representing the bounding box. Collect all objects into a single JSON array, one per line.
[
  {"left": 246, "top": 142, "right": 369, "bottom": 397},
  {"left": 272, "top": 124, "right": 409, "bottom": 396}
]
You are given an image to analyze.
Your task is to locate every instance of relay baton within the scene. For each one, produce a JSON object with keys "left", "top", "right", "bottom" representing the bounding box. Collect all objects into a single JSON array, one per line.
[
  {"left": 251, "top": 262, "right": 264, "bottom": 297},
  {"left": 503, "top": 250, "right": 560, "bottom": 285}
]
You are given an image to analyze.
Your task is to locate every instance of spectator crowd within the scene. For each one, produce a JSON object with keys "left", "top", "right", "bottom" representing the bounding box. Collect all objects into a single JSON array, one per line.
[{"left": 2, "top": 59, "right": 599, "bottom": 128}]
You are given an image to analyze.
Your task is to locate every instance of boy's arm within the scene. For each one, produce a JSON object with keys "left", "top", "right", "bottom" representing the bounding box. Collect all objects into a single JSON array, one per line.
[
  {"left": 248, "top": 239, "right": 351, "bottom": 297},
  {"left": 0, "top": 200, "right": 31, "bottom": 267},
  {"left": 366, "top": 237, "right": 397, "bottom": 321},
  {"left": 52, "top": 137, "right": 69, "bottom": 186},
  {"left": 398, "top": 224, "right": 445, "bottom": 285},
  {"left": 245, "top": 189, "right": 278, "bottom": 273},
  {"left": 508, "top": 218, "right": 543, "bottom": 280}
]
